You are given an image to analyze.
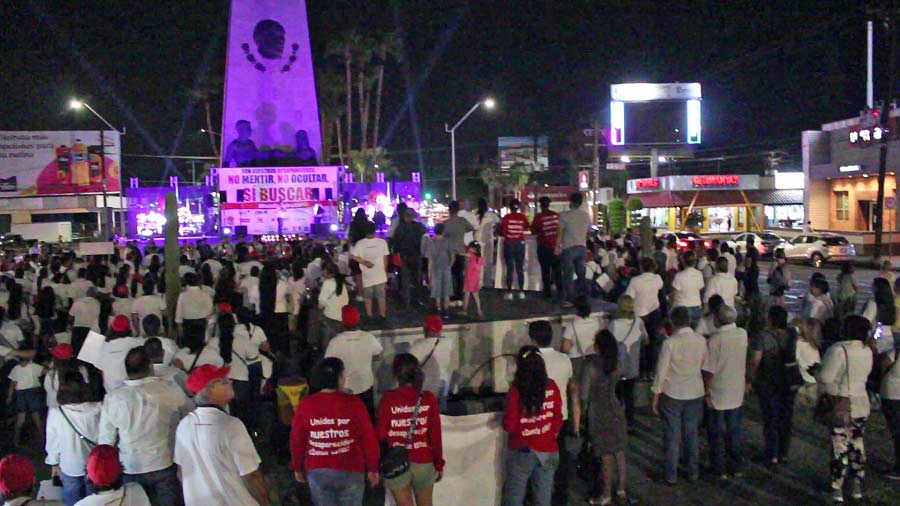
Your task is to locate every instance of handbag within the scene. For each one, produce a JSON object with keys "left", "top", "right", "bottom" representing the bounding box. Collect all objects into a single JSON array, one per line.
[
  {"left": 59, "top": 405, "right": 98, "bottom": 447},
  {"left": 379, "top": 389, "right": 423, "bottom": 479},
  {"left": 814, "top": 345, "right": 853, "bottom": 428}
]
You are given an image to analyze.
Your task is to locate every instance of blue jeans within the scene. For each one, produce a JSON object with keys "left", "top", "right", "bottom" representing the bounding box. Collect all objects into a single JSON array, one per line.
[
  {"left": 680, "top": 305, "right": 702, "bottom": 329},
  {"left": 307, "top": 469, "right": 365, "bottom": 506},
  {"left": 707, "top": 406, "right": 743, "bottom": 475},
  {"left": 123, "top": 465, "right": 183, "bottom": 506},
  {"left": 503, "top": 448, "right": 558, "bottom": 506},
  {"left": 59, "top": 471, "right": 87, "bottom": 506},
  {"left": 503, "top": 241, "right": 526, "bottom": 291},
  {"left": 756, "top": 384, "right": 797, "bottom": 461},
  {"left": 561, "top": 245, "right": 587, "bottom": 301},
  {"left": 659, "top": 395, "right": 704, "bottom": 482}
]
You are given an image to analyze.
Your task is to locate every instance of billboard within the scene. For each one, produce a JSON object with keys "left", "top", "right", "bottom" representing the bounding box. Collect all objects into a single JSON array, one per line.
[
  {"left": 610, "top": 82, "right": 701, "bottom": 146},
  {"left": 498, "top": 136, "right": 549, "bottom": 171},
  {"left": 0, "top": 131, "right": 121, "bottom": 196},
  {"left": 221, "top": 0, "right": 321, "bottom": 167},
  {"left": 218, "top": 166, "right": 339, "bottom": 234}
]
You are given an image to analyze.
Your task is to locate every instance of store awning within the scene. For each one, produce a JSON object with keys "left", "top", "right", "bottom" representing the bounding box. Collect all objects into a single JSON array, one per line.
[{"left": 632, "top": 189, "right": 803, "bottom": 208}]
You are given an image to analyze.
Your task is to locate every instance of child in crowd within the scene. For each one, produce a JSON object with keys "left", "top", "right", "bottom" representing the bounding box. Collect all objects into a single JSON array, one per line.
[
  {"left": 463, "top": 241, "right": 484, "bottom": 317},
  {"left": 7, "top": 349, "right": 45, "bottom": 446},
  {"left": 429, "top": 224, "right": 454, "bottom": 314}
]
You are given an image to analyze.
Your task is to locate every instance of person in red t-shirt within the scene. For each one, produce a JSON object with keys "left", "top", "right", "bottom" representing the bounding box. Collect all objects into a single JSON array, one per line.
[
  {"left": 290, "top": 357, "right": 380, "bottom": 505},
  {"left": 499, "top": 199, "right": 531, "bottom": 300},
  {"left": 502, "top": 345, "right": 563, "bottom": 506},
  {"left": 376, "top": 353, "right": 444, "bottom": 506},
  {"left": 531, "top": 196, "right": 562, "bottom": 300}
]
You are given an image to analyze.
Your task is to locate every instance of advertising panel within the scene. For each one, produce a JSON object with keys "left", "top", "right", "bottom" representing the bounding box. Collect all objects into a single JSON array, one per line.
[
  {"left": 498, "top": 136, "right": 549, "bottom": 171},
  {"left": 221, "top": 0, "right": 321, "bottom": 167},
  {"left": 0, "top": 131, "right": 121, "bottom": 196},
  {"left": 218, "top": 166, "right": 339, "bottom": 235}
]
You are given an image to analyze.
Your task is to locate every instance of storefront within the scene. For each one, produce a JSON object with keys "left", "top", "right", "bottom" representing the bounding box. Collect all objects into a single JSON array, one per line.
[{"left": 625, "top": 174, "right": 804, "bottom": 233}]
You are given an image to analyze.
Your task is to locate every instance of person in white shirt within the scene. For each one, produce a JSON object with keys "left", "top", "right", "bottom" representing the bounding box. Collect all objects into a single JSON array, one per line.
[
  {"left": 719, "top": 243, "right": 736, "bottom": 278},
  {"left": 703, "top": 257, "right": 738, "bottom": 309},
  {"left": 286, "top": 263, "right": 306, "bottom": 330},
  {"left": 45, "top": 378, "right": 101, "bottom": 505},
  {"left": 69, "top": 269, "right": 94, "bottom": 304},
  {"left": 201, "top": 257, "right": 223, "bottom": 284},
  {"left": 817, "top": 315, "right": 874, "bottom": 502},
  {"left": 790, "top": 318, "right": 822, "bottom": 407},
  {"left": 178, "top": 255, "right": 196, "bottom": 278},
  {"left": 174, "top": 365, "right": 269, "bottom": 505},
  {"left": 350, "top": 223, "right": 390, "bottom": 319},
  {"left": 701, "top": 305, "right": 747, "bottom": 479},
  {"left": 73, "top": 445, "right": 151, "bottom": 506},
  {"left": 410, "top": 315, "right": 457, "bottom": 411},
  {"left": 239, "top": 266, "right": 261, "bottom": 313},
  {"left": 861, "top": 277, "right": 896, "bottom": 354},
  {"left": 0, "top": 454, "right": 64, "bottom": 506},
  {"left": 140, "top": 315, "right": 177, "bottom": 366},
  {"left": 806, "top": 277, "right": 835, "bottom": 323},
  {"left": 173, "top": 322, "right": 225, "bottom": 373},
  {"left": 530, "top": 320, "right": 574, "bottom": 422},
  {"left": 238, "top": 254, "right": 263, "bottom": 281},
  {"left": 257, "top": 263, "right": 292, "bottom": 355},
  {"left": 624, "top": 257, "right": 664, "bottom": 377},
  {"left": 651, "top": 307, "right": 707, "bottom": 485},
  {"left": 68, "top": 289, "right": 101, "bottom": 353},
  {"left": 8, "top": 355, "right": 46, "bottom": 447},
  {"left": 175, "top": 273, "right": 213, "bottom": 340},
  {"left": 131, "top": 280, "right": 165, "bottom": 336},
  {"left": 99, "top": 347, "right": 193, "bottom": 505},
  {"left": 96, "top": 316, "right": 146, "bottom": 393},
  {"left": 324, "top": 305, "right": 383, "bottom": 417},
  {"left": 145, "top": 338, "right": 190, "bottom": 396},
  {"left": 671, "top": 250, "right": 705, "bottom": 327},
  {"left": 561, "top": 298, "right": 602, "bottom": 375},
  {"left": 318, "top": 262, "right": 350, "bottom": 349},
  {"left": 44, "top": 344, "right": 89, "bottom": 410},
  {"left": 608, "top": 295, "right": 647, "bottom": 426},
  {"left": 207, "top": 313, "right": 261, "bottom": 430}
]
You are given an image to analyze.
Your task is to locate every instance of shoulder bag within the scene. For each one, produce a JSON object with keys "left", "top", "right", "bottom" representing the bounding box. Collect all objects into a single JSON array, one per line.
[
  {"left": 59, "top": 406, "right": 98, "bottom": 447},
  {"left": 379, "top": 389, "right": 424, "bottom": 479},
  {"left": 814, "top": 345, "right": 853, "bottom": 428}
]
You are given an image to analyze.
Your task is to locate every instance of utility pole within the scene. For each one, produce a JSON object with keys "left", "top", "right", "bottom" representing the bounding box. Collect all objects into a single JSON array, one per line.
[{"left": 872, "top": 8, "right": 898, "bottom": 260}]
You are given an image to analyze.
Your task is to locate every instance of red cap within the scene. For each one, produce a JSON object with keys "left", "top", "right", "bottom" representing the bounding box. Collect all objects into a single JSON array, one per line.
[
  {"left": 250, "top": 250, "right": 260, "bottom": 259},
  {"left": 217, "top": 302, "right": 233, "bottom": 313},
  {"left": 186, "top": 364, "right": 231, "bottom": 394},
  {"left": 0, "top": 454, "right": 33, "bottom": 495},
  {"left": 341, "top": 305, "right": 360, "bottom": 328},
  {"left": 424, "top": 315, "right": 443, "bottom": 334},
  {"left": 110, "top": 314, "right": 130, "bottom": 333},
  {"left": 51, "top": 343, "right": 74, "bottom": 360},
  {"left": 86, "top": 445, "right": 121, "bottom": 486}
]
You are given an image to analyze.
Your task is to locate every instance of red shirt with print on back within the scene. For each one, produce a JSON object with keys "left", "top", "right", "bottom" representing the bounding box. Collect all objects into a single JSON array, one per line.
[
  {"left": 290, "top": 391, "right": 380, "bottom": 473},
  {"left": 502, "top": 380, "right": 563, "bottom": 452},
  {"left": 530, "top": 210, "right": 559, "bottom": 249},
  {"left": 376, "top": 386, "right": 445, "bottom": 471},
  {"left": 500, "top": 212, "right": 531, "bottom": 242}
]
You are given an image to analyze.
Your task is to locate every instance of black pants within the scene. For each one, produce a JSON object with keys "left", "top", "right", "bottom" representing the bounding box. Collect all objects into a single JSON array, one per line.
[
  {"left": 400, "top": 255, "right": 422, "bottom": 307},
  {"left": 536, "top": 245, "right": 562, "bottom": 298},
  {"left": 757, "top": 384, "right": 797, "bottom": 461},
  {"left": 451, "top": 254, "right": 467, "bottom": 300},
  {"left": 616, "top": 377, "right": 637, "bottom": 426},
  {"left": 358, "top": 388, "right": 376, "bottom": 422},
  {"left": 71, "top": 327, "right": 91, "bottom": 355},
  {"left": 640, "top": 309, "right": 662, "bottom": 378}
]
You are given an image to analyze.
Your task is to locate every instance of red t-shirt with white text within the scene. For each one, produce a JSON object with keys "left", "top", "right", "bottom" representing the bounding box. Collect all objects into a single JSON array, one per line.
[
  {"left": 376, "top": 386, "right": 445, "bottom": 471},
  {"left": 290, "top": 391, "right": 380, "bottom": 473},
  {"left": 530, "top": 210, "right": 559, "bottom": 249},
  {"left": 500, "top": 213, "right": 531, "bottom": 242},
  {"left": 502, "top": 380, "right": 563, "bottom": 452}
]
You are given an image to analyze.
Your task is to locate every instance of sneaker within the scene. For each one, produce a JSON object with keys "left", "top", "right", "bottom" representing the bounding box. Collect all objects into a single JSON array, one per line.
[
  {"left": 850, "top": 479, "right": 862, "bottom": 500},
  {"left": 518, "top": 291, "right": 526, "bottom": 300},
  {"left": 504, "top": 292, "right": 514, "bottom": 300}
]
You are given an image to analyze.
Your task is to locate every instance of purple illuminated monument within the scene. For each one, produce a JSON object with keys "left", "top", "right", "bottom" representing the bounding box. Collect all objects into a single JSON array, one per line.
[{"left": 221, "top": 0, "right": 322, "bottom": 167}]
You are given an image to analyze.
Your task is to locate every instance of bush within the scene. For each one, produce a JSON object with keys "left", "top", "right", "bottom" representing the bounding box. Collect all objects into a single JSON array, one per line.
[
  {"left": 608, "top": 199, "right": 626, "bottom": 232},
  {"left": 626, "top": 198, "right": 644, "bottom": 227}
]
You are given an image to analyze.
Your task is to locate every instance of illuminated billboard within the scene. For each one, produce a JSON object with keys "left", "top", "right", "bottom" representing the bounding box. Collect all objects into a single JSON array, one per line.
[
  {"left": 221, "top": 0, "right": 322, "bottom": 167},
  {"left": 498, "top": 136, "right": 549, "bottom": 171},
  {"left": 610, "top": 82, "right": 701, "bottom": 146}
]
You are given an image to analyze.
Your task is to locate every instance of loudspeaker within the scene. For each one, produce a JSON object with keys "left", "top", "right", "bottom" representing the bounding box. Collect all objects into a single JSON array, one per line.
[{"left": 235, "top": 226, "right": 248, "bottom": 237}]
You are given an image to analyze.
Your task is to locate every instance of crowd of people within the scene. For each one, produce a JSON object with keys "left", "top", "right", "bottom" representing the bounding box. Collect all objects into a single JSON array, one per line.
[{"left": 0, "top": 191, "right": 898, "bottom": 506}]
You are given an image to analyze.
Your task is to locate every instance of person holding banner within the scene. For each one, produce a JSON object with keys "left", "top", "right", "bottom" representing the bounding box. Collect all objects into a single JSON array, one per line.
[{"left": 502, "top": 346, "right": 563, "bottom": 506}]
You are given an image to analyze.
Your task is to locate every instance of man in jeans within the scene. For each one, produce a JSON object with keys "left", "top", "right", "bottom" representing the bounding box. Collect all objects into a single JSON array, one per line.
[
  {"left": 531, "top": 196, "right": 561, "bottom": 299},
  {"left": 702, "top": 304, "right": 748, "bottom": 479},
  {"left": 99, "top": 347, "right": 194, "bottom": 505},
  {"left": 392, "top": 209, "right": 427, "bottom": 307},
  {"left": 652, "top": 307, "right": 707, "bottom": 485},
  {"left": 442, "top": 200, "right": 475, "bottom": 306},
  {"left": 556, "top": 192, "right": 591, "bottom": 306}
]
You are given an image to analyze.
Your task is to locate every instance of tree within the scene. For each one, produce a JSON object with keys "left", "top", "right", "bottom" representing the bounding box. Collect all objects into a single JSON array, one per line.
[
  {"left": 608, "top": 199, "right": 626, "bottom": 232},
  {"left": 480, "top": 163, "right": 531, "bottom": 207},
  {"left": 370, "top": 30, "right": 401, "bottom": 163},
  {"left": 346, "top": 148, "right": 398, "bottom": 183},
  {"left": 626, "top": 198, "right": 644, "bottom": 228},
  {"left": 189, "top": 76, "right": 224, "bottom": 157},
  {"left": 315, "top": 66, "right": 345, "bottom": 165}
]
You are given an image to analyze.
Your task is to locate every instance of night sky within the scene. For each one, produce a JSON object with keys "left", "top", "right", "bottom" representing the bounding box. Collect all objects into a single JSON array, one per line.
[{"left": 0, "top": 1, "right": 878, "bottom": 181}]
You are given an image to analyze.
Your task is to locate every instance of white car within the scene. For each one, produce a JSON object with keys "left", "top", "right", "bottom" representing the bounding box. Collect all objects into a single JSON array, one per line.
[
  {"left": 772, "top": 233, "right": 856, "bottom": 268},
  {"left": 726, "top": 231, "right": 784, "bottom": 257}
]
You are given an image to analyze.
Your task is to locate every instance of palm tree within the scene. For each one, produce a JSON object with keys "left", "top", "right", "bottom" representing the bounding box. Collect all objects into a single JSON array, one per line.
[
  {"left": 315, "top": 65, "right": 345, "bottom": 165},
  {"left": 326, "top": 30, "right": 362, "bottom": 163},
  {"left": 356, "top": 38, "right": 376, "bottom": 159},
  {"left": 371, "top": 30, "right": 401, "bottom": 163},
  {"left": 189, "top": 76, "right": 224, "bottom": 157}
]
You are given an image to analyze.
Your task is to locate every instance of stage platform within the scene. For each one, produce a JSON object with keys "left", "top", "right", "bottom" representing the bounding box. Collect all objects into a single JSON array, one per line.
[{"left": 355, "top": 289, "right": 616, "bottom": 399}]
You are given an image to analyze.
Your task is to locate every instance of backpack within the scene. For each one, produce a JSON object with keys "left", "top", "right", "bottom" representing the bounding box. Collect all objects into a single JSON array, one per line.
[{"left": 780, "top": 329, "right": 805, "bottom": 391}]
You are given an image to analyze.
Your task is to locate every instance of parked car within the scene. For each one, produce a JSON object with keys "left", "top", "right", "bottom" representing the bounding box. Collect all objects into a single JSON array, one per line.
[
  {"left": 772, "top": 233, "right": 856, "bottom": 268},
  {"left": 0, "top": 234, "right": 25, "bottom": 248},
  {"left": 658, "top": 231, "right": 711, "bottom": 251},
  {"left": 726, "top": 231, "right": 785, "bottom": 257}
]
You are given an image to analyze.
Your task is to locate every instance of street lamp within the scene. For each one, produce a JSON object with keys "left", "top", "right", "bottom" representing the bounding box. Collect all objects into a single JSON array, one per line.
[
  {"left": 200, "top": 128, "right": 222, "bottom": 137},
  {"left": 69, "top": 98, "right": 122, "bottom": 239},
  {"left": 445, "top": 97, "right": 495, "bottom": 200}
]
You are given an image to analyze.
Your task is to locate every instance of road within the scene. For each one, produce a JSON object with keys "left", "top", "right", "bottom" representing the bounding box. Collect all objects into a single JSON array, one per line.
[{"left": 759, "top": 260, "right": 884, "bottom": 316}]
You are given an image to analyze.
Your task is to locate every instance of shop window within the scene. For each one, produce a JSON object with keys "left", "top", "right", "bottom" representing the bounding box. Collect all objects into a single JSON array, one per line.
[{"left": 835, "top": 191, "right": 849, "bottom": 221}]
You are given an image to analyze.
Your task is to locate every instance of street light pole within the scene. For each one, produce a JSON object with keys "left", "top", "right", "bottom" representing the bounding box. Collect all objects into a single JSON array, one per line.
[
  {"left": 445, "top": 98, "right": 495, "bottom": 200},
  {"left": 70, "top": 100, "right": 122, "bottom": 239}
]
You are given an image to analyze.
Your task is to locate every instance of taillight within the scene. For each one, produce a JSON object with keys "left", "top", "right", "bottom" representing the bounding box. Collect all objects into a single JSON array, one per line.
[
  {"left": 677, "top": 240, "right": 688, "bottom": 248},
  {"left": 704, "top": 240, "right": 712, "bottom": 248}
]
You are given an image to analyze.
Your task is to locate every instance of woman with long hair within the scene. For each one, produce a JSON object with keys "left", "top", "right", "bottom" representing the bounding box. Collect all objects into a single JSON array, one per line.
[
  {"left": 35, "top": 285, "right": 56, "bottom": 342},
  {"left": 377, "top": 354, "right": 444, "bottom": 506},
  {"left": 583, "top": 330, "right": 629, "bottom": 505},
  {"left": 214, "top": 264, "right": 238, "bottom": 305},
  {"left": 209, "top": 312, "right": 257, "bottom": 428},
  {"left": 502, "top": 345, "right": 563, "bottom": 506},
  {"left": 258, "top": 261, "right": 291, "bottom": 355},
  {"left": 317, "top": 261, "right": 348, "bottom": 349},
  {"left": 862, "top": 277, "right": 897, "bottom": 354},
  {"left": 475, "top": 197, "right": 500, "bottom": 287},
  {"left": 789, "top": 318, "right": 822, "bottom": 407},
  {"left": 173, "top": 319, "right": 223, "bottom": 373}
]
